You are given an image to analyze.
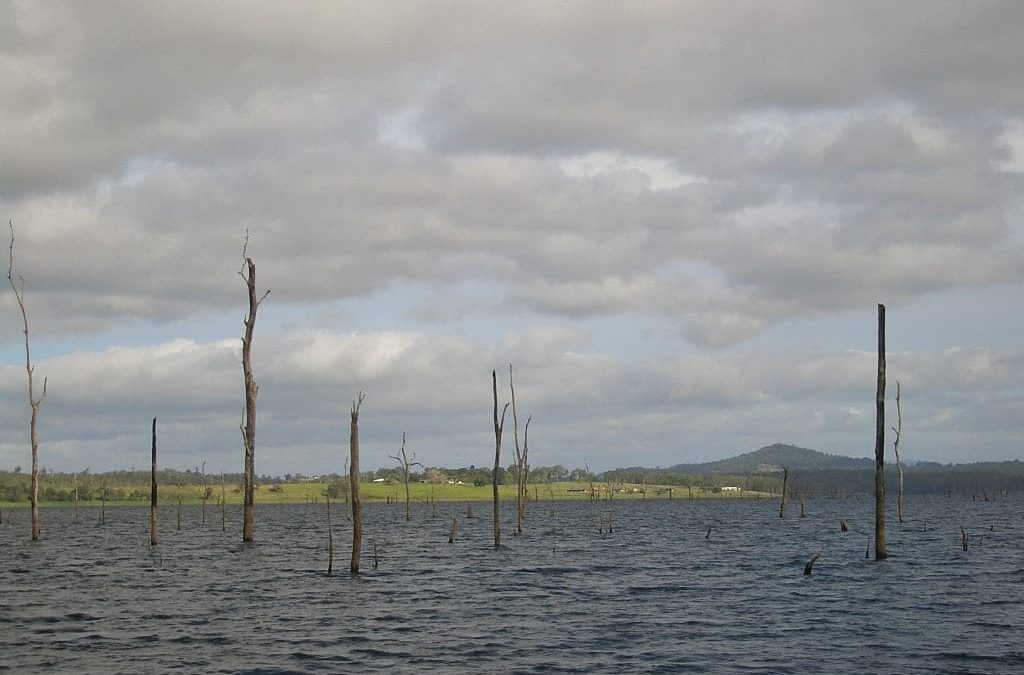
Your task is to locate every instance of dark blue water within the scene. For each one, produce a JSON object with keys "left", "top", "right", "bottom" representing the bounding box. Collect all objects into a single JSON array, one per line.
[{"left": 1, "top": 495, "right": 1021, "bottom": 674}]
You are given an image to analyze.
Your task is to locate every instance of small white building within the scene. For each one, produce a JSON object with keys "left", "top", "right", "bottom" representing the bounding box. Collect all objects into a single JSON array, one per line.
[{"left": 721, "top": 486, "right": 741, "bottom": 491}]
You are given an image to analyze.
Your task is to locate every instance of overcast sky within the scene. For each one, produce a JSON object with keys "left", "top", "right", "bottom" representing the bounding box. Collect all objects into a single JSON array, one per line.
[{"left": 2, "top": 1, "right": 1023, "bottom": 476}]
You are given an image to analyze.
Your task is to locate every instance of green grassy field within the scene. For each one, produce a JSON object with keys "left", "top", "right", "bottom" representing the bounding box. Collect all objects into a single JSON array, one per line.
[{"left": 0, "top": 480, "right": 767, "bottom": 508}]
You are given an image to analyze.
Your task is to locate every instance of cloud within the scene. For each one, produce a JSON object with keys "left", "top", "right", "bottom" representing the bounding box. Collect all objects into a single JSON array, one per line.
[
  {"left": 3, "top": 2, "right": 1024, "bottom": 470},
  {"left": 3, "top": 328, "right": 1022, "bottom": 471}
]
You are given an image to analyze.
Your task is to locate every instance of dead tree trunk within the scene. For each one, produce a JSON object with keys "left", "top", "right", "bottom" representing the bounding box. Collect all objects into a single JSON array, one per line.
[
  {"left": 220, "top": 471, "right": 227, "bottom": 532},
  {"left": 150, "top": 417, "right": 158, "bottom": 546},
  {"left": 326, "top": 493, "right": 334, "bottom": 575},
  {"left": 176, "top": 483, "right": 182, "bottom": 531},
  {"left": 200, "top": 461, "right": 208, "bottom": 525},
  {"left": 492, "top": 370, "right": 509, "bottom": 548},
  {"left": 388, "top": 432, "right": 421, "bottom": 522},
  {"left": 239, "top": 234, "right": 270, "bottom": 544},
  {"left": 448, "top": 517, "right": 458, "bottom": 544},
  {"left": 7, "top": 222, "right": 47, "bottom": 541},
  {"left": 350, "top": 392, "right": 365, "bottom": 574},
  {"left": 892, "top": 381, "right": 905, "bottom": 524},
  {"left": 779, "top": 466, "right": 789, "bottom": 518},
  {"left": 804, "top": 552, "right": 821, "bottom": 575},
  {"left": 874, "top": 303, "right": 888, "bottom": 560},
  {"left": 508, "top": 365, "right": 531, "bottom": 535}
]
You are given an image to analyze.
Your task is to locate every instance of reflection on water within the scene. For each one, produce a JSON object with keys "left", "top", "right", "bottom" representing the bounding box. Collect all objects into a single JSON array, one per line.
[{"left": 1, "top": 496, "right": 1021, "bottom": 674}]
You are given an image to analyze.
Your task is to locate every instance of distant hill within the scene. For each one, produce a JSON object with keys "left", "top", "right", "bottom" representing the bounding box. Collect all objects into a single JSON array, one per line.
[{"left": 669, "top": 443, "right": 873, "bottom": 475}]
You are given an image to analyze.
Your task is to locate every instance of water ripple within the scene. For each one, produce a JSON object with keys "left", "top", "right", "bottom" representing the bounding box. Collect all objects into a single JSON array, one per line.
[{"left": 0, "top": 497, "right": 1021, "bottom": 673}]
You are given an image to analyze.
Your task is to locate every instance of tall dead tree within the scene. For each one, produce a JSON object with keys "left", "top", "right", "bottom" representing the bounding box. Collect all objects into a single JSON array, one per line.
[
  {"left": 7, "top": 222, "right": 46, "bottom": 541},
  {"left": 508, "top": 364, "right": 532, "bottom": 535},
  {"left": 892, "top": 381, "right": 905, "bottom": 524},
  {"left": 350, "top": 392, "right": 365, "bottom": 574},
  {"left": 492, "top": 370, "right": 509, "bottom": 548},
  {"left": 150, "top": 417, "right": 158, "bottom": 547},
  {"left": 874, "top": 303, "right": 888, "bottom": 560},
  {"left": 389, "top": 432, "right": 421, "bottom": 522},
  {"left": 238, "top": 233, "right": 270, "bottom": 543}
]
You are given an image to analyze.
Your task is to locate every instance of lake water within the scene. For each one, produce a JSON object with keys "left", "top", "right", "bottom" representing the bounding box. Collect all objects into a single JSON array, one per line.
[{"left": 1, "top": 495, "right": 1021, "bottom": 674}]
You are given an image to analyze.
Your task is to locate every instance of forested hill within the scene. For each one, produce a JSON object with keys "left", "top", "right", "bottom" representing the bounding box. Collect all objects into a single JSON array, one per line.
[{"left": 668, "top": 443, "right": 873, "bottom": 474}]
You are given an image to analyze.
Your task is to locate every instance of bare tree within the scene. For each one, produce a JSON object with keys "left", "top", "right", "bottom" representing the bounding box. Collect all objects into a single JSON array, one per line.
[
  {"left": 325, "top": 493, "right": 334, "bottom": 575},
  {"left": 7, "top": 222, "right": 46, "bottom": 541},
  {"left": 874, "top": 303, "right": 888, "bottom": 560},
  {"left": 350, "top": 392, "right": 366, "bottom": 574},
  {"left": 238, "top": 233, "right": 270, "bottom": 543},
  {"left": 779, "top": 465, "right": 789, "bottom": 518},
  {"left": 220, "top": 471, "right": 227, "bottom": 532},
  {"left": 508, "top": 364, "right": 532, "bottom": 535},
  {"left": 892, "top": 381, "right": 905, "bottom": 524},
  {"left": 150, "top": 417, "right": 158, "bottom": 547},
  {"left": 100, "top": 480, "right": 108, "bottom": 526},
  {"left": 176, "top": 482, "right": 183, "bottom": 531},
  {"left": 389, "top": 432, "right": 422, "bottom": 522},
  {"left": 198, "top": 461, "right": 209, "bottom": 524},
  {"left": 491, "top": 370, "right": 509, "bottom": 548}
]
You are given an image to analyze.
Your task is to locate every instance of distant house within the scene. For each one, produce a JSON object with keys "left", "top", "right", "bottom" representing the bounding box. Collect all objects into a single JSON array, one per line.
[
  {"left": 721, "top": 486, "right": 741, "bottom": 491},
  {"left": 372, "top": 478, "right": 385, "bottom": 483}
]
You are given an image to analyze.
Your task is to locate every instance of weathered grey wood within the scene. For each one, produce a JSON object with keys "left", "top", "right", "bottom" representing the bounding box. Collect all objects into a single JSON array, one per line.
[{"left": 238, "top": 236, "right": 269, "bottom": 544}]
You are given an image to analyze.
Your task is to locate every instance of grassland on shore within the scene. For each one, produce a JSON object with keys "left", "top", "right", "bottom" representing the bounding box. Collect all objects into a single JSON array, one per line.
[{"left": 1, "top": 480, "right": 767, "bottom": 508}]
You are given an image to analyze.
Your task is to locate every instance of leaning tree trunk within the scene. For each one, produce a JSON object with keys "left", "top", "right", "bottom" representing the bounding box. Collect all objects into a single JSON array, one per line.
[
  {"left": 239, "top": 243, "right": 269, "bottom": 544},
  {"left": 8, "top": 222, "right": 47, "bottom": 542},
  {"left": 874, "top": 303, "right": 887, "bottom": 560},
  {"left": 150, "top": 417, "right": 158, "bottom": 547},
  {"left": 350, "top": 392, "right": 365, "bottom": 574}
]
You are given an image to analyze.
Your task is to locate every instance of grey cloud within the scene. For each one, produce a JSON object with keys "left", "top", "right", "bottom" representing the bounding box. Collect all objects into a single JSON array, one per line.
[
  {"left": 3, "top": 1, "right": 1024, "bottom": 470},
  {"left": 3, "top": 330, "right": 1021, "bottom": 471},
  {"left": 4, "top": 1, "right": 1023, "bottom": 345}
]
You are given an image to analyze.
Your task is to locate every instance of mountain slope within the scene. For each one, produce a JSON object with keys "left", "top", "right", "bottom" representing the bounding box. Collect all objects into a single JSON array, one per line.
[{"left": 669, "top": 443, "right": 873, "bottom": 474}]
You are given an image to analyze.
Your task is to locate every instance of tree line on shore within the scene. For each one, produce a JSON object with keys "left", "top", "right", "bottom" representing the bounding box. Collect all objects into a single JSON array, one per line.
[{"left": 3, "top": 460, "right": 1019, "bottom": 505}]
